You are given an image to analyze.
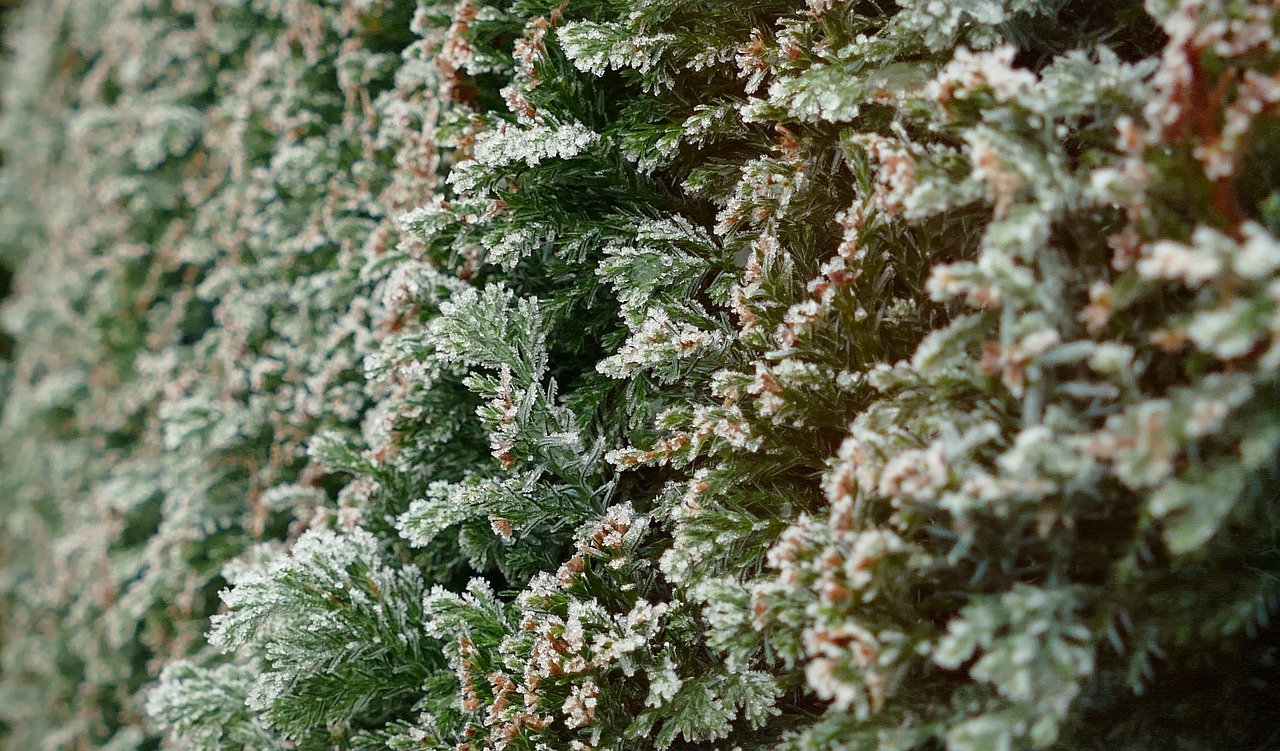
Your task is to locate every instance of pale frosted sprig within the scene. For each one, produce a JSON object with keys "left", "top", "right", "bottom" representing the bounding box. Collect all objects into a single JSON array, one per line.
[
  {"left": 893, "top": 0, "right": 1057, "bottom": 51},
  {"left": 449, "top": 122, "right": 601, "bottom": 192},
  {"left": 482, "top": 222, "right": 555, "bottom": 269},
  {"left": 928, "top": 46, "right": 1035, "bottom": 104},
  {"left": 207, "top": 527, "right": 430, "bottom": 736},
  {"left": 431, "top": 284, "right": 547, "bottom": 379},
  {"left": 396, "top": 478, "right": 497, "bottom": 549},
  {"left": 559, "top": 21, "right": 677, "bottom": 86},
  {"left": 146, "top": 662, "right": 275, "bottom": 750},
  {"left": 597, "top": 217, "right": 719, "bottom": 323},
  {"left": 598, "top": 309, "right": 729, "bottom": 383},
  {"left": 421, "top": 578, "right": 506, "bottom": 642},
  {"left": 933, "top": 586, "right": 1094, "bottom": 749}
]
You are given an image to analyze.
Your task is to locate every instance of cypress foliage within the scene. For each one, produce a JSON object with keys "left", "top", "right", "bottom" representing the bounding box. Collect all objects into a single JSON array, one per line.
[{"left": 1, "top": 1, "right": 1278, "bottom": 751}]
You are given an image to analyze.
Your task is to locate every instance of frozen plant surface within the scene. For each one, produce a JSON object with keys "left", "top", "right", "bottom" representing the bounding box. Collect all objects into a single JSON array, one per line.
[{"left": 1, "top": 1, "right": 1279, "bottom": 751}]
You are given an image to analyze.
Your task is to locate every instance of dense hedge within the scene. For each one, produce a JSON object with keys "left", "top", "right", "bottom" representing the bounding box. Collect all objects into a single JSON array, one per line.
[{"left": 2, "top": 1, "right": 1279, "bottom": 750}]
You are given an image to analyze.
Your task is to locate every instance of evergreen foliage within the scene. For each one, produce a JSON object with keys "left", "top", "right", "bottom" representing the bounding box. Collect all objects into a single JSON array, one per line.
[{"left": 1, "top": 1, "right": 1279, "bottom": 750}]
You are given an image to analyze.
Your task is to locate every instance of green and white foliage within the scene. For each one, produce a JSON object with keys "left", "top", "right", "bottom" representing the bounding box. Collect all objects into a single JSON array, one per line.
[
  {"left": 2, "top": 1, "right": 1280, "bottom": 751},
  {"left": 0, "top": 0, "right": 434, "bottom": 747},
  {"left": 204, "top": 527, "right": 434, "bottom": 745}
]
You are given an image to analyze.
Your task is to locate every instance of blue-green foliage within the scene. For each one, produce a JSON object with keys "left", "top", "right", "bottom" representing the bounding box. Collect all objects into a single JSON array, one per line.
[{"left": 2, "top": 1, "right": 1279, "bottom": 751}]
